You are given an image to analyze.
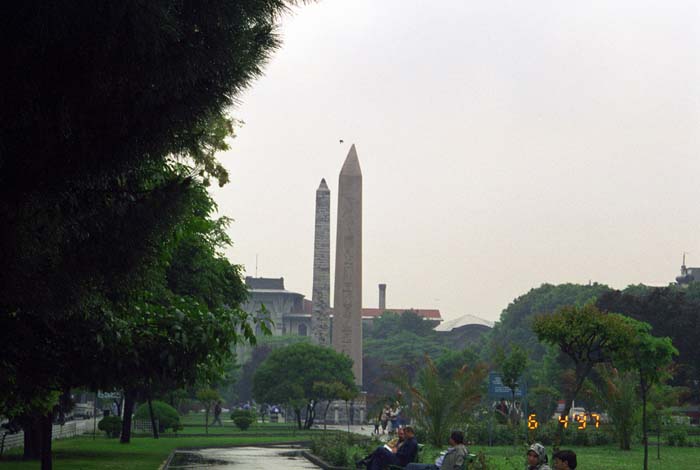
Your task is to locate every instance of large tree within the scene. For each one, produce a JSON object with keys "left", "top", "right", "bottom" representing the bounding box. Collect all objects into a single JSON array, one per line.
[
  {"left": 109, "top": 180, "right": 267, "bottom": 443},
  {"left": 497, "top": 345, "right": 528, "bottom": 425},
  {"left": 252, "top": 343, "right": 357, "bottom": 429},
  {"left": 597, "top": 286, "right": 699, "bottom": 393},
  {"left": 532, "top": 304, "right": 635, "bottom": 448},
  {"left": 0, "top": 2, "right": 304, "bottom": 467},
  {"left": 615, "top": 319, "right": 677, "bottom": 469},
  {"left": 488, "top": 283, "right": 611, "bottom": 362}
]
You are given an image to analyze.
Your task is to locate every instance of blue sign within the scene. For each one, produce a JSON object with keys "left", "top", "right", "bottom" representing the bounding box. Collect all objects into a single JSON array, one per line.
[{"left": 488, "top": 372, "right": 527, "bottom": 399}]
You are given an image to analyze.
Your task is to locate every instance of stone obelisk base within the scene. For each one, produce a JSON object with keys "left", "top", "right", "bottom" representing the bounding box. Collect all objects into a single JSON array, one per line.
[{"left": 317, "top": 392, "right": 367, "bottom": 425}]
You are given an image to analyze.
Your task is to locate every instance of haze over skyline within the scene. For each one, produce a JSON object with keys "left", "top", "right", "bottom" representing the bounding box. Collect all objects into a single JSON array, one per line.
[{"left": 212, "top": 0, "right": 700, "bottom": 323}]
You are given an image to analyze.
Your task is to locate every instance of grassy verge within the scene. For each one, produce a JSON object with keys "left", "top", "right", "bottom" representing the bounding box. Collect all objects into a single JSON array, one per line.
[
  {"left": 418, "top": 444, "right": 700, "bottom": 470},
  {"left": 3, "top": 430, "right": 698, "bottom": 470},
  {"left": 0, "top": 434, "right": 312, "bottom": 470}
]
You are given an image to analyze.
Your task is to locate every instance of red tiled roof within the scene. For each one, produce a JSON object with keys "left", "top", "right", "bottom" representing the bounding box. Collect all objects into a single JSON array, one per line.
[
  {"left": 299, "top": 299, "right": 441, "bottom": 320},
  {"left": 362, "top": 308, "right": 442, "bottom": 320}
]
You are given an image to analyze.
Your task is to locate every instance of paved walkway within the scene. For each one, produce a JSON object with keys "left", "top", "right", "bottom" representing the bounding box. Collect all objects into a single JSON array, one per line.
[
  {"left": 311, "top": 423, "right": 374, "bottom": 436},
  {"left": 166, "top": 446, "right": 319, "bottom": 470}
]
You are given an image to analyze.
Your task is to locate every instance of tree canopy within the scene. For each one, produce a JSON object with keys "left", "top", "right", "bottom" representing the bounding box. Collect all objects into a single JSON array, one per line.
[
  {"left": 252, "top": 343, "right": 356, "bottom": 429},
  {"left": 0, "top": 2, "right": 304, "bottom": 466},
  {"left": 597, "top": 285, "right": 699, "bottom": 393},
  {"left": 532, "top": 303, "right": 636, "bottom": 447},
  {"left": 487, "top": 283, "right": 611, "bottom": 362}
]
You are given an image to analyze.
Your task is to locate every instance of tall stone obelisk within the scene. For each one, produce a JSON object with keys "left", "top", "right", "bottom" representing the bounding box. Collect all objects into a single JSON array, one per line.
[
  {"left": 333, "top": 144, "right": 363, "bottom": 386},
  {"left": 311, "top": 178, "right": 331, "bottom": 345}
]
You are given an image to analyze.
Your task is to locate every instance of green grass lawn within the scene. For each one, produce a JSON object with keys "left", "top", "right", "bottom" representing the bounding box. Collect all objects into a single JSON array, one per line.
[
  {"left": 0, "top": 434, "right": 313, "bottom": 470},
  {"left": 176, "top": 412, "right": 303, "bottom": 436},
  {"left": 460, "top": 444, "right": 700, "bottom": 470},
  {"left": 2, "top": 428, "right": 699, "bottom": 470}
]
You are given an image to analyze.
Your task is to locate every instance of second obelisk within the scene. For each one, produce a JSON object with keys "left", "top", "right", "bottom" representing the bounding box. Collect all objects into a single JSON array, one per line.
[{"left": 332, "top": 144, "right": 363, "bottom": 386}]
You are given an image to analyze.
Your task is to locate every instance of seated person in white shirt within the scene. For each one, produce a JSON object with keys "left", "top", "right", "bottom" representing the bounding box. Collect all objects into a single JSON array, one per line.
[{"left": 406, "top": 430, "right": 468, "bottom": 470}]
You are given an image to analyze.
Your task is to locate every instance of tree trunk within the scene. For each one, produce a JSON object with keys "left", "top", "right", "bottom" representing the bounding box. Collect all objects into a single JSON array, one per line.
[
  {"left": 656, "top": 419, "right": 661, "bottom": 460},
  {"left": 120, "top": 389, "right": 136, "bottom": 444},
  {"left": 40, "top": 411, "right": 53, "bottom": 470},
  {"left": 204, "top": 409, "right": 209, "bottom": 435},
  {"left": 554, "top": 365, "right": 590, "bottom": 451},
  {"left": 555, "top": 397, "right": 573, "bottom": 451},
  {"left": 620, "top": 428, "right": 631, "bottom": 450},
  {"left": 22, "top": 414, "right": 42, "bottom": 460},
  {"left": 113, "top": 398, "right": 122, "bottom": 418},
  {"left": 304, "top": 401, "right": 316, "bottom": 429},
  {"left": 642, "top": 384, "right": 648, "bottom": 470},
  {"left": 323, "top": 401, "right": 332, "bottom": 431},
  {"left": 295, "top": 408, "right": 302, "bottom": 430},
  {"left": 147, "top": 396, "right": 159, "bottom": 439}
]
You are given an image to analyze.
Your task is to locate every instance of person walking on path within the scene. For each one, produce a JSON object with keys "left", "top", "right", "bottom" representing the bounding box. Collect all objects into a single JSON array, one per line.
[{"left": 211, "top": 401, "right": 223, "bottom": 426}]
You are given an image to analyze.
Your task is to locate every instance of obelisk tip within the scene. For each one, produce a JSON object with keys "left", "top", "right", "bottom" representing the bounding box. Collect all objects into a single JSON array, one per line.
[{"left": 340, "top": 144, "right": 361, "bottom": 176}]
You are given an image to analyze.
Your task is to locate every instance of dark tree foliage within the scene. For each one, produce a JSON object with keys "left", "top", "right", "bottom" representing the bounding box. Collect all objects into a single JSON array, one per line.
[
  {"left": 363, "top": 312, "right": 450, "bottom": 398},
  {"left": 253, "top": 343, "right": 356, "bottom": 429},
  {"left": 597, "top": 285, "right": 700, "bottom": 393},
  {"left": 0, "top": 1, "right": 298, "bottom": 191},
  {"left": 0, "top": 2, "right": 303, "bottom": 466},
  {"left": 487, "top": 283, "right": 612, "bottom": 362},
  {"left": 235, "top": 335, "right": 310, "bottom": 402}
]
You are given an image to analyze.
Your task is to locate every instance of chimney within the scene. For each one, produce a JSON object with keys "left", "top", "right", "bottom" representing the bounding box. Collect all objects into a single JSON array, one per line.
[{"left": 378, "top": 284, "right": 386, "bottom": 310}]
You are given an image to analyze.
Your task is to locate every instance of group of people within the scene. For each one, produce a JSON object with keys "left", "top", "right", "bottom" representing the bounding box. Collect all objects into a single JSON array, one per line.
[
  {"left": 494, "top": 397, "right": 523, "bottom": 425},
  {"left": 358, "top": 427, "right": 468, "bottom": 470},
  {"left": 527, "top": 443, "right": 577, "bottom": 470},
  {"left": 358, "top": 431, "right": 578, "bottom": 470},
  {"left": 374, "top": 403, "right": 402, "bottom": 435},
  {"left": 358, "top": 426, "right": 420, "bottom": 470}
]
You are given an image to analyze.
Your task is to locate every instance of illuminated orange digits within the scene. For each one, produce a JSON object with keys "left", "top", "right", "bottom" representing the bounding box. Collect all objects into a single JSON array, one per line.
[
  {"left": 558, "top": 415, "right": 569, "bottom": 429},
  {"left": 574, "top": 413, "right": 586, "bottom": 430},
  {"left": 528, "top": 414, "right": 539, "bottom": 430},
  {"left": 591, "top": 413, "right": 601, "bottom": 429}
]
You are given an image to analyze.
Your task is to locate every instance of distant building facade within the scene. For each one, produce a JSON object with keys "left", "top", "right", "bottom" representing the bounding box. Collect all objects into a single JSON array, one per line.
[
  {"left": 243, "top": 277, "right": 309, "bottom": 336},
  {"left": 242, "top": 277, "right": 443, "bottom": 339},
  {"left": 676, "top": 263, "right": 700, "bottom": 286}
]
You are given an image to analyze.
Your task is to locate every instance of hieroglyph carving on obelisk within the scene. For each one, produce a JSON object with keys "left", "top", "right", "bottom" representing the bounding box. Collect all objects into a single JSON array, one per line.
[
  {"left": 311, "top": 178, "right": 331, "bottom": 345},
  {"left": 332, "top": 144, "right": 363, "bottom": 386}
]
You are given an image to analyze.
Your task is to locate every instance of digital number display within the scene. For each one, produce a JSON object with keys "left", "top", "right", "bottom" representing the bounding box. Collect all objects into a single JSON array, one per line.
[
  {"left": 528, "top": 413, "right": 600, "bottom": 430},
  {"left": 527, "top": 414, "right": 538, "bottom": 430}
]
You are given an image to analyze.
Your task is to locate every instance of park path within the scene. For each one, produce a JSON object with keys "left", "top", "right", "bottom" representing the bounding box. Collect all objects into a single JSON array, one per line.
[{"left": 165, "top": 445, "right": 319, "bottom": 469}]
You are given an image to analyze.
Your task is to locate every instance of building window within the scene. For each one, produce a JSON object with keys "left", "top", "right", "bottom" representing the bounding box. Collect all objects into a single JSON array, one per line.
[{"left": 298, "top": 323, "right": 307, "bottom": 336}]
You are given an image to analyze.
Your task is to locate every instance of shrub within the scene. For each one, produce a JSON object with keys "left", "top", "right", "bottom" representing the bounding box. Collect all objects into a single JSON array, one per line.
[
  {"left": 233, "top": 416, "right": 254, "bottom": 430},
  {"left": 466, "top": 452, "right": 494, "bottom": 470},
  {"left": 231, "top": 408, "right": 256, "bottom": 420},
  {"left": 467, "top": 422, "right": 517, "bottom": 446},
  {"left": 468, "top": 420, "right": 614, "bottom": 447},
  {"left": 310, "top": 432, "right": 377, "bottom": 467},
  {"left": 97, "top": 416, "right": 122, "bottom": 438},
  {"left": 413, "top": 427, "right": 428, "bottom": 445},
  {"left": 134, "top": 401, "right": 181, "bottom": 432},
  {"left": 230, "top": 409, "right": 255, "bottom": 431},
  {"left": 667, "top": 427, "right": 688, "bottom": 446}
]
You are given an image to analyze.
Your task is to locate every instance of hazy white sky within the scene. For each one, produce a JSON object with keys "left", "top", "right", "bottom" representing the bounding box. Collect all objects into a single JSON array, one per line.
[{"left": 211, "top": 0, "right": 700, "bottom": 323}]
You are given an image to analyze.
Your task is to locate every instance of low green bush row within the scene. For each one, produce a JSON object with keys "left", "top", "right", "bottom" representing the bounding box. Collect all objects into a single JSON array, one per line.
[
  {"left": 309, "top": 432, "right": 378, "bottom": 467},
  {"left": 465, "top": 421, "right": 614, "bottom": 447}
]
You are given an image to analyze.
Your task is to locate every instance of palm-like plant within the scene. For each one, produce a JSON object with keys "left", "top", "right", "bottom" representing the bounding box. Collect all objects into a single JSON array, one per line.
[{"left": 402, "top": 356, "right": 487, "bottom": 446}]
